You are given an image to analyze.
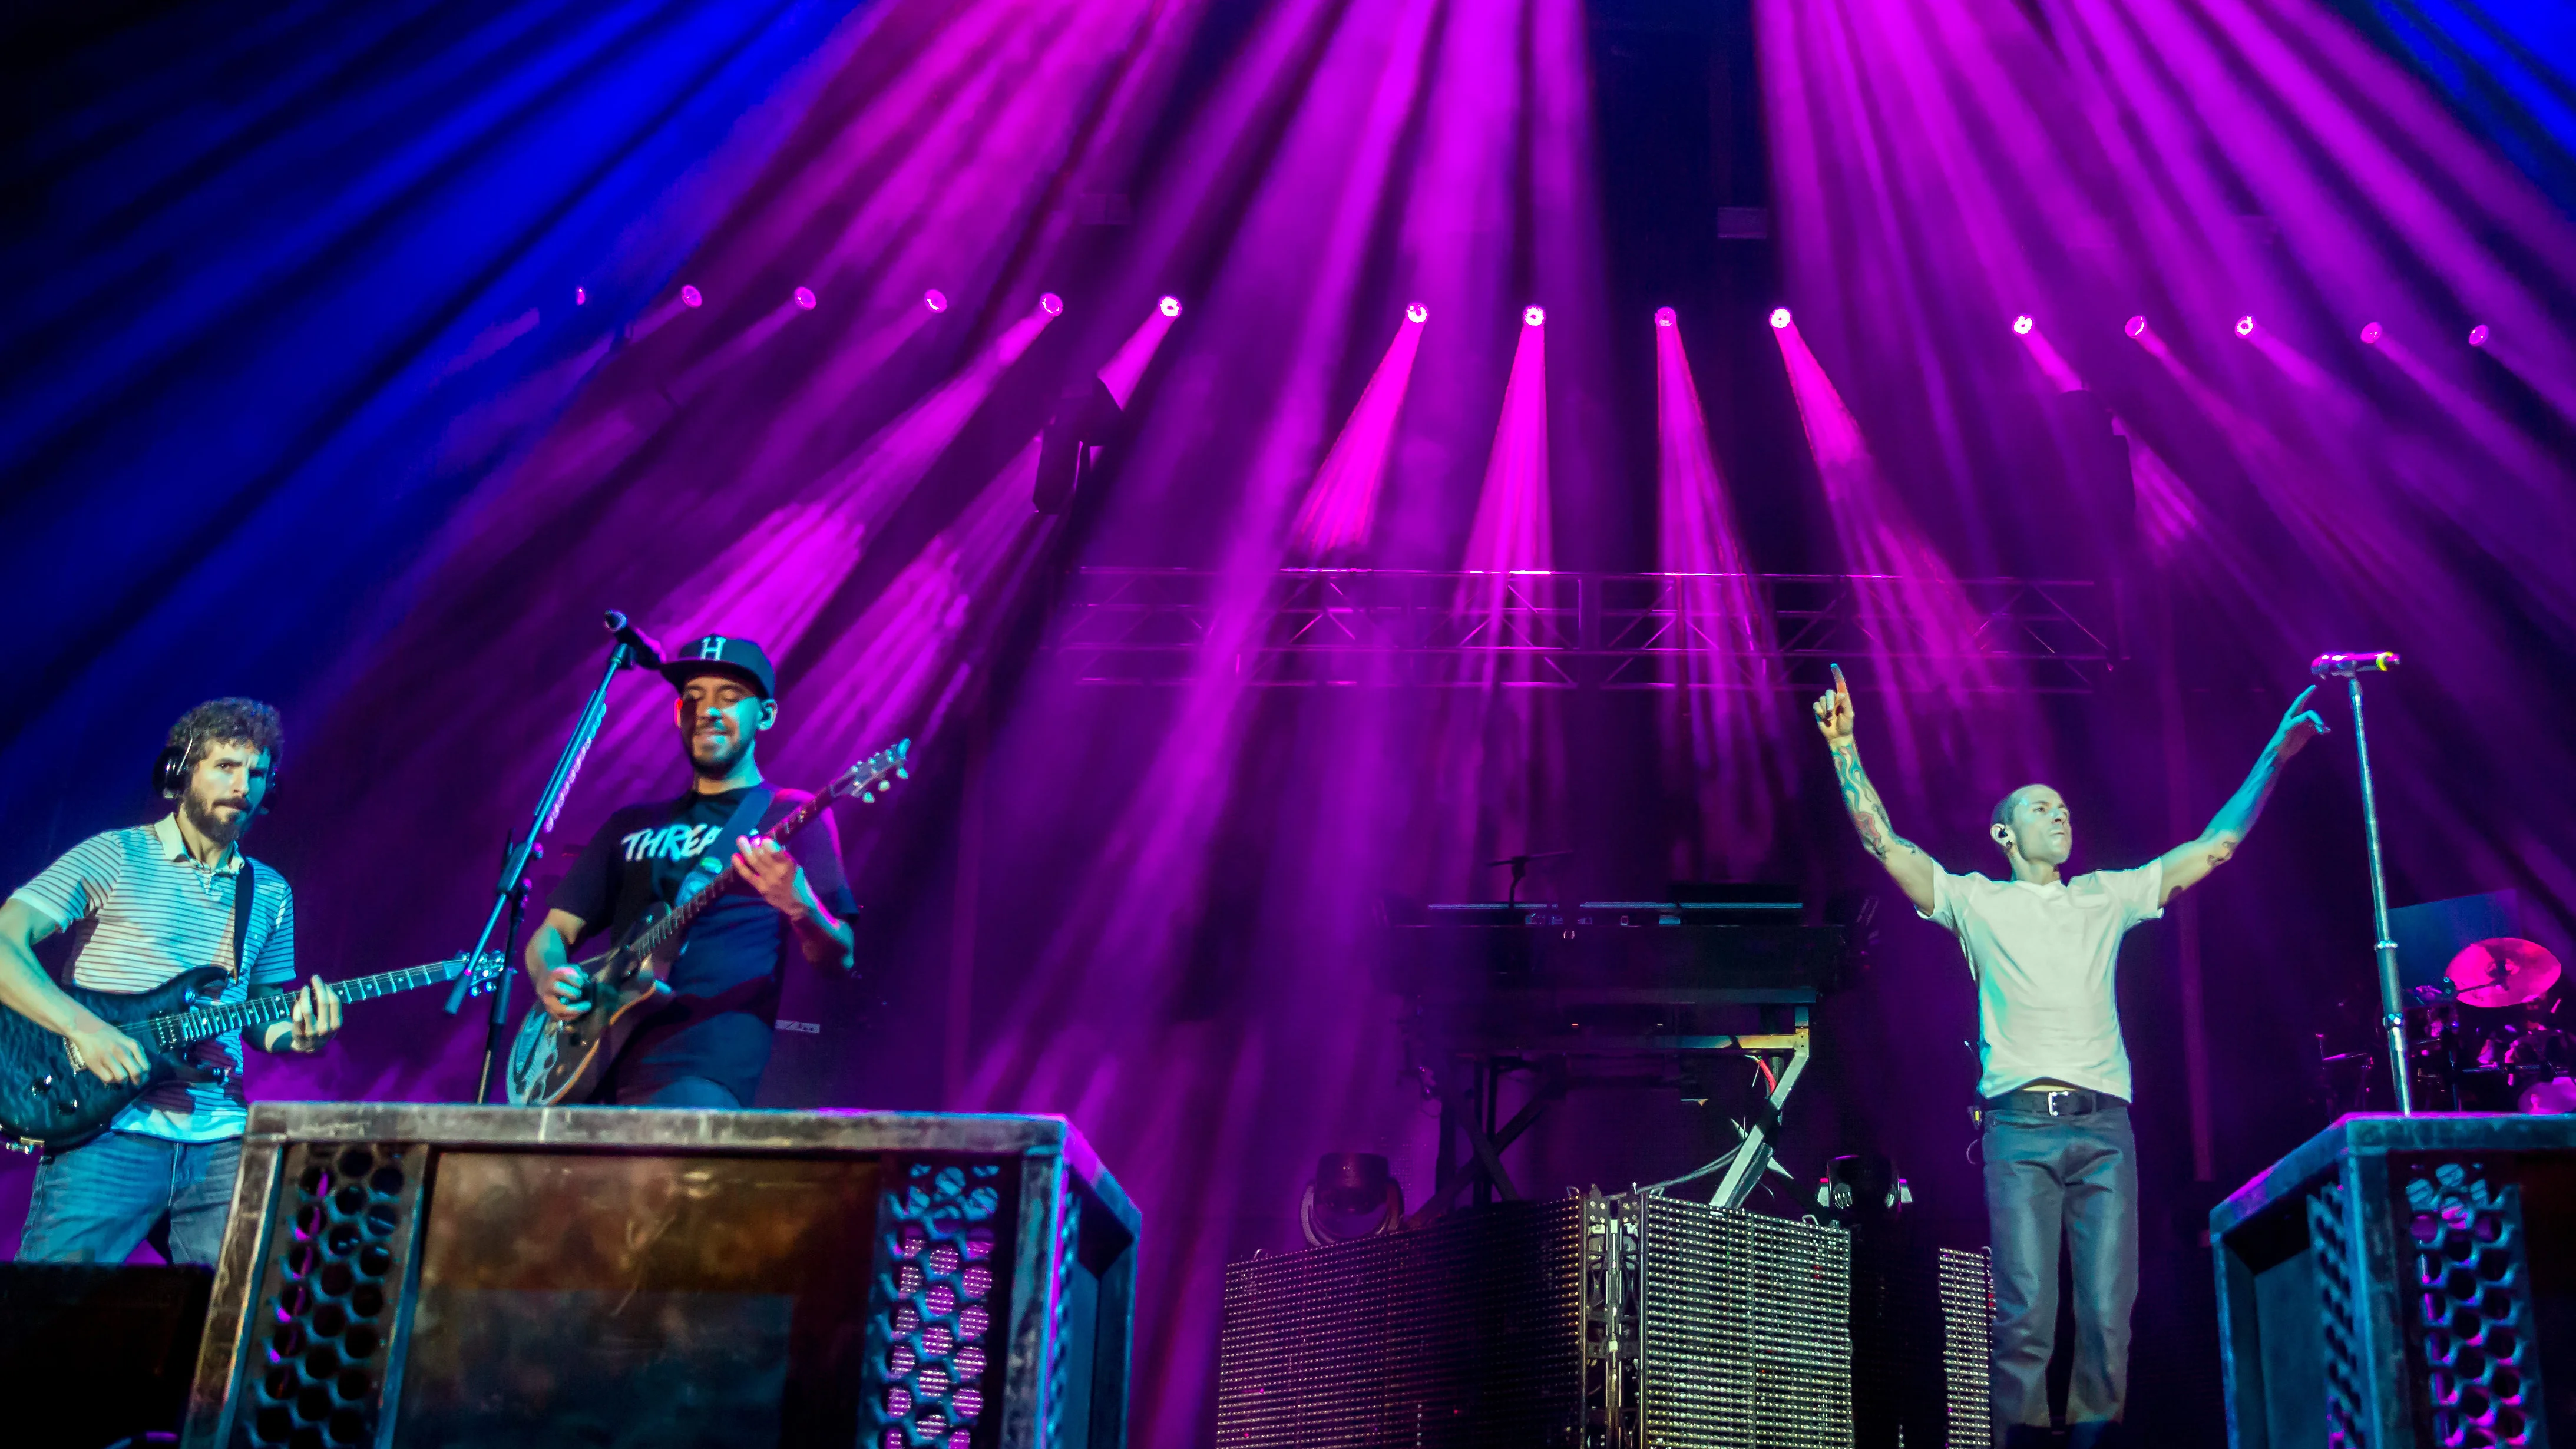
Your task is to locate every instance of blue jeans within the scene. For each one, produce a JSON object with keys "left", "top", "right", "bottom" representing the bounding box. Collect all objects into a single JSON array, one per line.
[
  {"left": 16, "top": 1130, "right": 242, "bottom": 1268},
  {"left": 611, "top": 1074, "right": 740, "bottom": 1108},
  {"left": 1983, "top": 1100, "right": 2138, "bottom": 1444}
]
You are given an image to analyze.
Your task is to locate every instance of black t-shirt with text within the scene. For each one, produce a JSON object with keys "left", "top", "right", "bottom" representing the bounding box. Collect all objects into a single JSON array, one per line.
[{"left": 548, "top": 785, "right": 857, "bottom": 1104}]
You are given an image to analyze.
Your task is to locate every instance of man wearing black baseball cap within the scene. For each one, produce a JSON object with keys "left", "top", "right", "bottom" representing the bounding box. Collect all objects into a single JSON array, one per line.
[{"left": 522, "top": 634, "right": 858, "bottom": 1107}]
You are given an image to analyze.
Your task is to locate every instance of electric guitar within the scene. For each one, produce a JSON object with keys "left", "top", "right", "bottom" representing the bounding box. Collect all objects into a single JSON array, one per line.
[
  {"left": 0, "top": 952, "right": 508, "bottom": 1149},
  {"left": 504, "top": 739, "right": 911, "bottom": 1107}
]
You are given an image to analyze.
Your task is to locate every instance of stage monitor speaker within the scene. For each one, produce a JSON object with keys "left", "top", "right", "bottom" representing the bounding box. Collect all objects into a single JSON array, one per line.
[
  {"left": 179, "top": 1104, "right": 1138, "bottom": 1449},
  {"left": 2212, "top": 1113, "right": 2576, "bottom": 1448},
  {"left": 0, "top": 1262, "right": 213, "bottom": 1449},
  {"left": 1216, "top": 1193, "right": 1867, "bottom": 1448}
]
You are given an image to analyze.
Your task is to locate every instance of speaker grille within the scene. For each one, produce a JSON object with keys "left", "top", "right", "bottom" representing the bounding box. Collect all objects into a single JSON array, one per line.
[
  {"left": 1219, "top": 1195, "right": 1874, "bottom": 1448},
  {"left": 233, "top": 1142, "right": 426, "bottom": 1449},
  {"left": 1937, "top": 1247, "right": 1995, "bottom": 1448},
  {"left": 1640, "top": 1197, "right": 1853, "bottom": 1448},
  {"left": 868, "top": 1160, "right": 1009, "bottom": 1449},
  {"left": 1218, "top": 1199, "right": 1587, "bottom": 1447}
]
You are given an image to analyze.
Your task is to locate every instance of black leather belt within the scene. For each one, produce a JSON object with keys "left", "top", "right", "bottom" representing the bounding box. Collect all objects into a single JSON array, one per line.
[{"left": 1987, "top": 1087, "right": 2117, "bottom": 1117}]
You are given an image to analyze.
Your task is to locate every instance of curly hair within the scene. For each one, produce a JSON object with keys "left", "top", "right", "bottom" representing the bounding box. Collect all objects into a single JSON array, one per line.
[{"left": 167, "top": 697, "right": 285, "bottom": 774}]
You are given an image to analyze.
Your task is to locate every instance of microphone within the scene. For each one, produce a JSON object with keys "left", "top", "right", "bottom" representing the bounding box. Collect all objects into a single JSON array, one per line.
[
  {"left": 604, "top": 610, "right": 664, "bottom": 669},
  {"left": 2310, "top": 651, "right": 2399, "bottom": 679}
]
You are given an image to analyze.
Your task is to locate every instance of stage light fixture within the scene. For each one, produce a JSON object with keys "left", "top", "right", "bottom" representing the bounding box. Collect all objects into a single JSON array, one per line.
[
  {"left": 573, "top": 286, "right": 587, "bottom": 307},
  {"left": 1040, "top": 292, "right": 1065, "bottom": 316},
  {"left": 1768, "top": 307, "right": 1792, "bottom": 329},
  {"left": 680, "top": 285, "right": 703, "bottom": 309},
  {"left": 1158, "top": 295, "right": 1182, "bottom": 318},
  {"left": 2124, "top": 315, "right": 2148, "bottom": 338},
  {"left": 2469, "top": 323, "right": 2491, "bottom": 348},
  {"left": 924, "top": 289, "right": 948, "bottom": 313},
  {"left": 1655, "top": 306, "right": 1677, "bottom": 328},
  {"left": 2359, "top": 322, "right": 2383, "bottom": 344},
  {"left": 2234, "top": 315, "right": 2256, "bottom": 336},
  {"left": 1406, "top": 302, "right": 1429, "bottom": 324},
  {"left": 1523, "top": 305, "right": 1546, "bottom": 326},
  {"left": 793, "top": 286, "right": 817, "bottom": 311},
  {"left": 2012, "top": 315, "right": 2034, "bottom": 335}
]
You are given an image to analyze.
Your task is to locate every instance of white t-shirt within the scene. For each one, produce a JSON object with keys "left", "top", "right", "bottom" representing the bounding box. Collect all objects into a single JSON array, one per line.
[{"left": 1919, "top": 859, "right": 2164, "bottom": 1101}]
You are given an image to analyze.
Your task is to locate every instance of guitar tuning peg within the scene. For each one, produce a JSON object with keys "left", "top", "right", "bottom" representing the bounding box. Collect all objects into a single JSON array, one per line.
[
  {"left": 859, "top": 792, "right": 875, "bottom": 804},
  {"left": 894, "top": 769, "right": 908, "bottom": 780}
]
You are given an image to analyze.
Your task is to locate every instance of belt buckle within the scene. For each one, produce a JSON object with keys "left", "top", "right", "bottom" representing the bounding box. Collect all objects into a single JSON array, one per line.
[{"left": 2045, "top": 1089, "right": 2073, "bottom": 1117}]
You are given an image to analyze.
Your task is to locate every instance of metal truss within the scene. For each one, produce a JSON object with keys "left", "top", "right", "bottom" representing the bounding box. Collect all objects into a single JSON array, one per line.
[{"left": 1049, "top": 567, "right": 2115, "bottom": 692}]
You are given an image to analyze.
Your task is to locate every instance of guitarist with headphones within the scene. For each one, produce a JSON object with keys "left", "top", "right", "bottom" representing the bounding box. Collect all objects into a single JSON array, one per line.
[
  {"left": 524, "top": 637, "right": 858, "bottom": 1108},
  {"left": 0, "top": 697, "right": 342, "bottom": 1266}
]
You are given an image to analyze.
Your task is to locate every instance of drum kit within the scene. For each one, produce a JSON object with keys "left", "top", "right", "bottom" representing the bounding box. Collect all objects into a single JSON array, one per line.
[{"left": 2408, "top": 937, "right": 2576, "bottom": 1114}]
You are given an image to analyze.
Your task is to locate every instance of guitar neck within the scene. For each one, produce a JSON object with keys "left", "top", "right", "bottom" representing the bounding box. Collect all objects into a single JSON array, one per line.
[
  {"left": 145, "top": 961, "right": 456, "bottom": 1052},
  {"left": 629, "top": 789, "right": 836, "bottom": 957}
]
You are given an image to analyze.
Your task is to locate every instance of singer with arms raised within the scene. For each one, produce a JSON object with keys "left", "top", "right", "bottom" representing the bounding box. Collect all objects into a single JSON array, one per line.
[
  {"left": 524, "top": 637, "right": 857, "bottom": 1108},
  {"left": 1814, "top": 664, "right": 2326, "bottom": 1447},
  {"left": 0, "top": 699, "right": 342, "bottom": 1265}
]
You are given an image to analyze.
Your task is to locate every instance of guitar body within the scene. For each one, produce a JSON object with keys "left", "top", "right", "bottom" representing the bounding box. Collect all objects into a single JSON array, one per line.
[
  {"left": 0, "top": 967, "right": 234, "bottom": 1147},
  {"left": 504, "top": 905, "right": 679, "bottom": 1107}
]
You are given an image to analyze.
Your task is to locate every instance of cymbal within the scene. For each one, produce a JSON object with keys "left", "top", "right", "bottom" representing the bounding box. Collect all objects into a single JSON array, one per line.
[{"left": 2446, "top": 937, "right": 2562, "bottom": 1008}]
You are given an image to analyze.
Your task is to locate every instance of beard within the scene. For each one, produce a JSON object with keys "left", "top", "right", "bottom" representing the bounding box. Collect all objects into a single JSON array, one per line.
[
  {"left": 183, "top": 789, "right": 249, "bottom": 845},
  {"left": 687, "top": 730, "right": 754, "bottom": 780}
]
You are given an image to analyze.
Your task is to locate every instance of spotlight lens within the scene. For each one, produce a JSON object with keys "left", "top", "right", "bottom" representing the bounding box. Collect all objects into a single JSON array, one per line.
[
  {"left": 2359, "top": 322, "right": 2382, "bottom": 345},
  {"left": 2012, "top": 315, "right": 2034, "bottom": 335},
  {"left": 2124, "top": 315, "right": 2147, "bottom": 338},
  {"left": 680, "top": 284, "right": 703, "bottom": 309},
  {"left": 2234, "top": 315, "right": 2255, "bottom": 336},
  {"left": 1159, "top": 295, "right": 1182, "bottom": 317},
  {"left": 1654, "top": 306, "right": 1677, "bottom": 328},
  {"left": 2469, "top": 323, "right": 2490, "bottom": 348},
  {"left": 793, "top": 286, "right": 817, "bottom": 311},
  {"left": 574, "top": 286, "right": 587, "bottom": 306},
  {"left": 924, "top": 289, "right": 948, "bottom": 313},
  {"left": 1406, "top": 302, "right": 1429, "bottom": 324},
  {"left": 1040, "top": 292, "right": 1064, "bottom": 316},
  {"left": 1523, "top": 305, "right": 1546, "bottom": 327},
  {"left": 1768, "top": 307, "right": 1792, "bottom": 329}
]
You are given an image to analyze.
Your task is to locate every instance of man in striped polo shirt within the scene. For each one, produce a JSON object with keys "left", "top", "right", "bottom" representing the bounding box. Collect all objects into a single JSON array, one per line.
[{"left": 0, "top": 697, "right": 343, "bottom": 1266}]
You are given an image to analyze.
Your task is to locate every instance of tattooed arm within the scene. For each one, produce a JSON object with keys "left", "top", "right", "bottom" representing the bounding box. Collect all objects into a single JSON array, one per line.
[{"left": 1813, "top": 663, "right": 1938, "bottom": 914}]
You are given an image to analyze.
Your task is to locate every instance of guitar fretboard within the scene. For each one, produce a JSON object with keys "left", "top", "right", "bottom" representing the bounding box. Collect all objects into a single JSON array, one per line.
[
  {"left": 625, "top": 765, "right": 881, "bottom": 960},
  {"left": 144, "top": 961, "right": 457, "bottom": 1051}
]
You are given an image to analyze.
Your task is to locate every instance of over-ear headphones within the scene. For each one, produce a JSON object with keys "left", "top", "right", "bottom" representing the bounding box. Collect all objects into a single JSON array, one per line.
[
  {"left": 154, "top": 733, "right": 199, "bottom": 800},
  {"left": 153, "top": 733, "right": 280, "bottom": 812}
]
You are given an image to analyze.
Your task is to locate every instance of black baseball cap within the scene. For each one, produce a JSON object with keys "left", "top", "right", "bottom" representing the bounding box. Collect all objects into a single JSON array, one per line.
[{"left": 659, "top": 634, "right": 778, "bottom": 699}]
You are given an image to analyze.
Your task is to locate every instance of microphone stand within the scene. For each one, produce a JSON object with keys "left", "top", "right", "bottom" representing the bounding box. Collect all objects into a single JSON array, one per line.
[
  {"left": 447, "top": 630, "right": 643, "bottom": 1104},
  {"left": 2343, "top": 671, "right": 2413, "bottom": 1114}
]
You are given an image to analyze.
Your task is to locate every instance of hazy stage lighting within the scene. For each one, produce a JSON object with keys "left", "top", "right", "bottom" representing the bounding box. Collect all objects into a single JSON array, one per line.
[
  {"left": 1159, "top": 296, "right": 1182, "bottom": 317},
  {"left": 1655, "top": 306, "right": 1677, "bottom": 327},
  {"left": 1523, "top": 305, "right": 1546, "bottom": 326},
  {"left": 1768, "top": 307, "right": 1792, "bottom": 329},
  {"left": 1406, "top": 302, "right": 1429, "bottom": 324},
  {"left": 924, "top": 289, "right": 948, "bottom": 312},
  {"left": 2011, "top": 315, "right": 2033, "bottom": 335},
  {"left": 573, "top": 286, "right": 587, "bottom": 306},
  {"left": 2469, "top": 323, "right": 2491, "bottom": 347},
  {"left": 680, "top": 284, "right": 703, "bottom": 308},
  {"left": 2234, "top": 315, "right": 2255, "bottom": 336},
  {"left": 2360, "top": 322, "right": 2383, "bottom": 344},
  {"left": 2124, "top": 315, "right": 2147, "bottom": 338},
  {"left": 793, "top": 286, "right": 816, "bottom": 310},
  {"left": 1041, "top": 292, "right": 1065, "bottom": 316}
]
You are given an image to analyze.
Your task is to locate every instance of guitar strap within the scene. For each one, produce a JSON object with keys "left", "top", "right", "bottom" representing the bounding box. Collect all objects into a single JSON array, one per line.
[
  {"left": 230, "top": 861, "right": 257, "bottom": 980},
  {"left": 681, "top": 784, "right": 779, "bottom": 908}
]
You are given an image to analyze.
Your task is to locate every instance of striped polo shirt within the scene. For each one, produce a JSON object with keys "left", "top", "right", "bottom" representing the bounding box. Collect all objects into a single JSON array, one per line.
[{"left": 11, "top": 815, "right": 296, "bottom": 1141}]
